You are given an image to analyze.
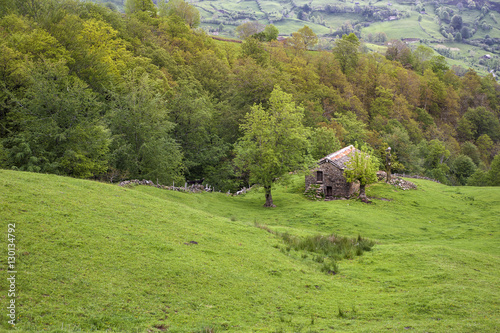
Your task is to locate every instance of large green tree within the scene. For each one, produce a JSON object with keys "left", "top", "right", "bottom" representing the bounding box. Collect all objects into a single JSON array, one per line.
[
  {"left": 3, "top": 61, "right": 110, "bottom": 178},
  {"left": 451, "top": 154, "right": 477, "bottom": 185},
  {"left": 264, "top": 24, "right": 279, "bottom": 41},
  {"left": 343, "top": 145, "right": 379, "bottom": 202},
  {"left": 235, "top": 86, "right": 310, "bottom": 207},
  {"left": 332, "top": 33, "right": 360, "bottom": 75},
  {"left": 486, "top": 154, "right": 500, "bottom": 186},
  {"left": 236, "top": 21, "right": 265, "bottom": 39},
  {"left": 125, "top": 0, "right": 156, "bottom": 16},
  {"left": 108, "top": 70, "right": 184, "bottom": 184},
  {"left": 158, "top": 0, "right": 200, "bottom": 27},
  {"left": 286, "top": 25, "right": 318, "bottom": 54}
]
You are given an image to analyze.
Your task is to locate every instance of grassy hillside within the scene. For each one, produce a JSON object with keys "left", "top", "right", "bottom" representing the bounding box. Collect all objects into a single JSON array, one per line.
[
  {"left": 194, "top": 0, "right": 500, "bottom": 75},
  {"left": 1, "top": 170, "right": 499, "bottom": 332}
]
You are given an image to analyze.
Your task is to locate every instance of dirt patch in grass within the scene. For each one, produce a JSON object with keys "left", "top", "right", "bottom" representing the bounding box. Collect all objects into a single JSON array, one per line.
[{"left": 435, "top": 44, "right": 460, "bottom": 51}]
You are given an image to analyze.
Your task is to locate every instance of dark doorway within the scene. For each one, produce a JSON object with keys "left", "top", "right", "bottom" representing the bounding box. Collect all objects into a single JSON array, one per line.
[{"left": 326, "top": 186, "right": 333, "bottom": 197}]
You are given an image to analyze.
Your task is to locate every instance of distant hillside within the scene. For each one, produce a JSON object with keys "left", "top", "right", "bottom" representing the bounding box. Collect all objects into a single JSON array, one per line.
[
  {"left": 88, "top": 0, "right": 500, "bottom": 74},
  {"left": 192, "top": 0, "right": 500, "bottom": 74},
  {"left": 1, "top": 170, "right": 499, "bottom": 331}
]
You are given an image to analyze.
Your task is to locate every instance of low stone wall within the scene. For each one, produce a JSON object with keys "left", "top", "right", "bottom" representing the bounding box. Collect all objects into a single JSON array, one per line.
[
  {"left": 388, "top": 177, "right": 417, "bottom": 190},
  {"left": 119, "top": 179, "right": 209, "bottom": 193},
  {"left": 118, "top": 179, "right": 251, "bottom": 195},
  {"left": 393, "top": 173, "right": 441, "bottom": 183}
]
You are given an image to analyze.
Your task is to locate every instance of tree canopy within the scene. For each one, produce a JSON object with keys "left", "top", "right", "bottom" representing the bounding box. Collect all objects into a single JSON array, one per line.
[
  {"left": 343, "top": 146, "right": 379, "bottom": 202},
  {"left": 235, "top": 87, "right": 310, "bottom": 207},
  {"left": 332, "top": 33, "right": 360, "bottom": 74},
  {"left": 0, "top": 0, "right": 499, "bottom": 190}
]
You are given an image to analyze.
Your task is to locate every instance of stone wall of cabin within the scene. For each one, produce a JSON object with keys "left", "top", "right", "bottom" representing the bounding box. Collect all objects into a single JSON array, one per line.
[{"left": 305, "top": 163, "right": 359, "bottom": 199}]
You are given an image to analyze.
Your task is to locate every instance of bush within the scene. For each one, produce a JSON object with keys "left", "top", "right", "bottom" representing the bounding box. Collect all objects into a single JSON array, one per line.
[
  {"left": 467, "top": 169, "right": 488, "bottom": 186},
  {"left": 451, "top": 154, "right": 476, "bottom": 185}
]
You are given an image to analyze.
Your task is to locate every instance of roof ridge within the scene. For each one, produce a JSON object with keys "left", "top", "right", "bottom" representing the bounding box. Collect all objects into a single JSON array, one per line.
[{"left": 319, "top": 145, "right": 357, "bottom": 170}]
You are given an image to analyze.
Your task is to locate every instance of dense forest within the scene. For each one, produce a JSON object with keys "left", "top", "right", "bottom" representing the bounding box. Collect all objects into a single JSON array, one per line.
[{"left": 0, "top": 0, "right": 499, "bottom": 191}]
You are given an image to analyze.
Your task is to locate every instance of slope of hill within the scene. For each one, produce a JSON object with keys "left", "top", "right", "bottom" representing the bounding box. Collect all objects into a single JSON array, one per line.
[
  {"left": 1, "top": 170, "right": 499, "bottom": 332},
  {"left": 194, "top": 0, "right": 500, "bottom": 75}
]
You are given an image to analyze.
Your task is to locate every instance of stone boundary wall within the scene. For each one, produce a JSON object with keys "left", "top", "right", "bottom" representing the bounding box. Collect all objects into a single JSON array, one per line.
[
  {"left": 393, "top": 173, "right": 441, "bottom": 184},
  {"left": 119, "top": 179, "right": 209, "bottom": 193},
  {"left": 118, "top": 179, "right": 251, "bottom": 195}
]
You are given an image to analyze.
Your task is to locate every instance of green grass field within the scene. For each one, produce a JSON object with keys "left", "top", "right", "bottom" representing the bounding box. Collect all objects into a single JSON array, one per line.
[
  {"left": 273, "top": 18, "right": 331, "bottom": 35},
  {"left": 1, "top": 170, "right": 499, "bottom": 332},
  {"left": 193, "top": 0, "right": 500, "bottom": 76}
]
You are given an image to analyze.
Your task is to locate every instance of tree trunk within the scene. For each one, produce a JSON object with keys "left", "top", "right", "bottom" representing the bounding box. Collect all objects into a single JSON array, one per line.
[
  {"left": 358, "top": 184, "right": 371, "bottom": 203},
  {"left": 264, "top": 186, "right": 276, "bottom": 207}
]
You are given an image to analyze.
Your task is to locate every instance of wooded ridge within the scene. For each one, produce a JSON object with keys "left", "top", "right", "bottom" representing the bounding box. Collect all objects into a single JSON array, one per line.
[{"left": 0, "top": 0, "right": 499, "bottom": 190}]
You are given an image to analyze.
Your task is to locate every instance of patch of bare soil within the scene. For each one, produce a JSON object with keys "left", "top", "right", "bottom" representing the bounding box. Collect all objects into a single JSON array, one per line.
[{"left": 435, "top": 44, "right": 460, "bottom": 51}]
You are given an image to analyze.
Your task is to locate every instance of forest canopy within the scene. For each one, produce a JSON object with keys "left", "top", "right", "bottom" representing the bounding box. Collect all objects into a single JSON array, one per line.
[{"left": 0, "top": 0, "right": 499, "bottom": 191}]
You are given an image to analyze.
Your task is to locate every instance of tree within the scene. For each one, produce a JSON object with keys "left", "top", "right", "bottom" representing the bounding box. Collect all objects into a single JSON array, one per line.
[
  {"left": 343, "top": 145, "right": 379, "bottom": 202},
  {"left": 166, "top": 80, "right": 227, "bottom": 180},
  {"left": 236, "top": 21, "right": 265, "bottom": 39},
  {"left": 4, "top": 61, "right": 110, "bottom": 178},
  {"left": 108, "top": 70, "right": 184, "bottom": 184},
  {"left": 286, "top": 25, "right": 318, "bottom": 54},
  {"left": 413, "top": 45, "right": 434, "bottom": 73},
  {"left": 264, "top": 24, "right": 279, "bottom": 41},
  {"left": 451, "top": 15, "right": 463, "bottom": 30},
  {"left": 423, "top": 139, "right": 450, "bottom": 170},
  {"left": 309, "top": 127, "right": 341, "bottom": 160},
  {"left": 235, "top": 86, "right": 310, "bottom": 207},
  {"left": 463, "top": 107, "right": 500, "bottom": 141},
  {"left": 385, "top": 39, "right": 413, "bottom": 68},
  {"left": 286, "top": 32, "right": 305, "bottom": 54},
  {"left": 486, "top": 154, "right": 500, "bottom": 185},
  {"left": 241, "top": 37, "right": 269, "bottom": 66},
  {"left": 333, "top": 111, "right": 368, "bottom": 145},
  {"left": 461, "top": 26, "right": 471, "bottom": 39},
  {"left": 476, "top": 134, "right": 494, "bottom": 164},
  {"left": 461, "top": 141, "right": 481, "bottom": 165},
  {"left": 467, "top": 169, "right": 488, "bottom": 186},
  {"left": 451, "top": 154, "right": 476, "bottom": 185},
  {"left": 0, "top": 0, "right": 15, "bottom": 18},
  {"left": 297, "top": 25, "right": 318, "bottom": 50},
  {"left": 158, "top": 0, "right": 200, "bottom": 27},
  {"left": 125, "top": 0, "right": 156, "bottom": 16},
  {"left": 430, "top": 55, "right": 449, "bottom": 78},
  {"left": 332, "top": 33, "right": 360, "bottom": 74}
]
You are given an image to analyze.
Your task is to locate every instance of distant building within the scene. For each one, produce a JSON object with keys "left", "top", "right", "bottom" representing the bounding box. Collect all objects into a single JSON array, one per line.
[{"left": 305, "top": 146, "right": 361, "bottom": 200}]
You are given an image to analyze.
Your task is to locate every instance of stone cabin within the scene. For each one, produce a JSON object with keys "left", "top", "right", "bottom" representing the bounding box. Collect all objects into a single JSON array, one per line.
[{"left": 305, "top": 145, "right": 360, "bottom": 199}]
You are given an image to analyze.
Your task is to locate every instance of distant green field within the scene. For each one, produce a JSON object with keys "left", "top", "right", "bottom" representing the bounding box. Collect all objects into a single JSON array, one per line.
[
  {"left": 273, "top": 18, "right": 331, "bottom": 35},
  {"left": 320, "top": 12, "right": 362, "bottom": 28},
  {"left": 1, "top": 170, "right": 499, "bottom": 332},
  {"left": 365, "top": 42, "right": 388, "bottom": 54},
  {"left": 362, "top": 16, "right": 428, "bottom": 40},
  {"left": 191, "top": 0, "right": 500, "bottom": 75}
]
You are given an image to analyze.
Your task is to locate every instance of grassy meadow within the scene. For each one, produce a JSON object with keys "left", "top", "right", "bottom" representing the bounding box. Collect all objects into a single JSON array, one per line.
[
  {"left": 195, "top": 0, "right": 500, "bottom": 75},
  {"left": 0, "top": 170, "right": 499, "bottom": 332}
]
